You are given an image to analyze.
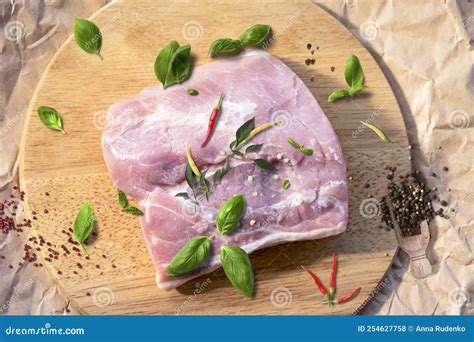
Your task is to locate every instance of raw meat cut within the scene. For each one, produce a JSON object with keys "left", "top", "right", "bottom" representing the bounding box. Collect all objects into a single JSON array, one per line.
[{"left": 102, "top": 50, "right": 348, "bottom": 290}]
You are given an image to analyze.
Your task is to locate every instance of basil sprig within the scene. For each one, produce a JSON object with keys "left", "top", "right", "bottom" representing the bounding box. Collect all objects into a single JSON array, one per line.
[
  {"left": 239, "top": 24, "right": 271, "bottom": 47},
  {"left": 212, "top": 160, "right": 230, "bottom": 182},
  {"left": 287, "top": 137, "right": 314, "bottom": 156},
  {"left": 73, "top": 202, "right": 94, "bottom": 255},
  {"left": 208, "top": 38, "right": 242, "bottom": 56},
  {"left": 209, "top": 24, "right": 271, "bottom": 56},
  {"left": 37, "top": 106, "right": 66, "bottom": 133},
  {"left": 154, "top": 41, "right": 192, "bottom": 89},
  {"left": 328, "top": 54, "right": 367, "bottom": 102},
  {"left": 245, "top": 144, "right": 263, "bottom": 153},
  {"left": 167, "top": 236, "right": 212, "bottom": 276},
  {"left": 117, "top": 189, "right": 143, "bottom": 215},
  {"left": 216, "top": 195, "right": 246, "bottom": 234},
  {"left": 73, "top": 18, "right": 102, "bottom": 59},
  {"left": 220, "top": 246, "right": 254, "bottom": 297}
]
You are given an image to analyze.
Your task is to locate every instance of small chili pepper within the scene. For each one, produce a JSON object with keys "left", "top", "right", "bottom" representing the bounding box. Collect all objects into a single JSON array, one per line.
[
  {"left": 239, "top": 120, "right": 282, "bottom": 147},
  {"left": 185, "top": 143, "right": 200, "bottom": 176},
  {"left": 337, "top": 287, "right": 361, "bottom": 304},
  {"left": 201, "top": 93, "right": 224, "bottom": 147},
  {"left": 301, "top": 265, "right": 328, "bottom": 296},
  {"left": 329, "top": 251, "right": 336, "bottom": 297}
]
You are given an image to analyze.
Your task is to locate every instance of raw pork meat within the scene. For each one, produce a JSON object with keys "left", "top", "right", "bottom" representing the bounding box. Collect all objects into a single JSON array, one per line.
[{"left": 102, "top": 50, "right": 348, "bottom": 290}]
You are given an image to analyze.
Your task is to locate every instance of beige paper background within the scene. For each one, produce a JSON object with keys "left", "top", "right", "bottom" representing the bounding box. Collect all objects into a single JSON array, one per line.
[{"left": 0, "top": 0, "right": 472, "bottom": 315}]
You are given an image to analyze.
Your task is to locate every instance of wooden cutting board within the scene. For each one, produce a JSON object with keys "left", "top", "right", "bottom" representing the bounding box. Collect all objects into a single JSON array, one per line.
[{"left": 20, "top": 0, "right": 410, "bottom": 315}]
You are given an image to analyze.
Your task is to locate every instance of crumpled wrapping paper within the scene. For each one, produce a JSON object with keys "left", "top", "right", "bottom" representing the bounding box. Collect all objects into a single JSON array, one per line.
[
  {"left": 1, "top": 0, "right": 472, "bottom": 315},
  {"left": 0, "top": 0, "right": 110, "bottom": 315}
]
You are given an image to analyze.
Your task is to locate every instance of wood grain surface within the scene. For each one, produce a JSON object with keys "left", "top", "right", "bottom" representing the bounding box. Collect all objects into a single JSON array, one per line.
[{"left": 19, "top": 0, "right": 410, "bottom": 315}]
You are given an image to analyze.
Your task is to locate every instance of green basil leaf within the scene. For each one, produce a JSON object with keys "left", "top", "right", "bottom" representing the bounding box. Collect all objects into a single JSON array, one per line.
[
  {"left": 229, "top": 140, "right": 237, "bottom": 150},
  {"left": 73, "top": 202, "right": 94, "bottom": 255},
  {"left": 360, "top": 121, "right": 396, "bottom": 143},
  {"left": 199, "top": 170, "right": 209, "bottom": 189},
  {"left": 209, "top": 38, "right": 242, "bottom": 56},
  {"left": 185, "top": 163, "right": 195, "bottom": 190},
  {"left": 345, "top": 54, "right": 365, "bottom": 90},
  {"left": 216, "top": 195, "right": 246, "bottom": 235},
  {"left": 212, "top": 160, "right": 231, "bottom": 182},
  {"left": 282, "top": 180, "right": 291, "bottom": 190},
  {"left": 254, "top": 158, "right": 276, "bottom": 171},
  {"left": 235, "top": 118, "right": 255, "bottom": 145},
  {"left": 232, "top": 150, "right": 244, "bottom": 158},
  {"left": 245, "top": 144, "right": 263, "bottom": 153},
  {"left": 220, "top": 245, "right": 254, "bottom": 297},
  {"left": 122, "top": 206, "right": 143, "bottom": 215},
  {"left": 300, "top": 147, "right": 314, "bottom": 156},
  {"left": 167, "top": 236, "right": 211, "bottom": 276},
  {"left": 238, "top": 24, "right": 271, "bottom": 47},
  {"left": 37, "top": 106, "right": 66, "bottom": 133},
  {"left": 349, "top": 83, "right": 367, "bottom": 97},
  {"left": 73, "top": 18, "right": 102, "bottom": 59},
  {"left": 175, "top": 192, "right": 190, "bottom": 199},
  {"left": 287, "top": 137, "right": 301, "bottom": 149},
  {"left": 154, "top": 40, "right": 179, "bottom": 84},
  {"left": 164, "top": 44, "right": 192, "bottom": 88},
  {"left": 117, "top": 189, "right": 128, "bottom": 209},
  {"left": 328, "top": 89, "right": 350, "bottom": 102},
  {"left": 187, "top": 88, "right": 199, "bottom": 96}
]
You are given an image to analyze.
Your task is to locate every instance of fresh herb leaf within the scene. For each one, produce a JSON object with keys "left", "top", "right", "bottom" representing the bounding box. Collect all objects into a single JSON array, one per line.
[
  {"left": 282, "top": 180, "right": 291, "bottom": 190},
  {"left": 232, "top": 150, "right": 245, "bottom": 158},
  {"left": 245, "top": 144, "right": 263, "bottom": 153},
  {"left": 122, "top": 206, "right": 143, "bottom": 215},
  {"left": 37, "top": 106, "right": 66, "bottom": 133},
  {"left": 328, "top": 89, "right": 350, "bottom": 102},
  {"left": 345, "top": 54, "right": 365, "bottom": 91},
  {"left": 212, "top": 161, "right": 231, "bottom": 182},
  {"left": 328, "top": 54, "right": 366, "bottom": 102},
  {"left": 220, "top": 245, "right": 254, "bottom": 297},
  {"left": 164, "top": 44, "right": 192, "bottom": 88},
  {"left": 216, "top": 195, "right": 246, "bottom": 234},
  {"left": 287, "top": 137, "right": 300, "bottom": 149},
  {"left": 117, "top": 189, "right": 128, "bottom": 209},
  {"left": 187, "top": 88, "right": 199, "bottom": 96},
  {"left": 73, "top": 202, "right": 94, "bottom": 255},
  {"left": 208, "top": 38, "right": 242, "bottom": 56},
  {"left": 300, "top": 147, "right": 314, "bottom": 155},
  {"left": 254, "top": 158, "right": 276, "bottom": 171},
  {"left": 229, "top": 140, "right": 238, "bottom": 150},
  {"left": 154, "top": 40, "right": 179, "bottom": 84},
  {"left": 73, "top": 18, "right": 102, "bottom": 59},
  {"left": 167, "top": 236, "right": 212, "bottom": 276},
  {"left": 238, "top": 24, "right": 271, "bottom": 47},
  {"left": 175, "top": 192, "right": 190, "bottom": 199},
  {"left": 185, "top": 163, "right": 195, "bottom": 190},
  {"left": 360, "top": 121, "right": 396, "bottom": 143},
  {"left": 287, "top": 137, "right": 313, "bottom": 156},
  {"left": 235, "top": 118, "right": 255, "bottom": 145}
]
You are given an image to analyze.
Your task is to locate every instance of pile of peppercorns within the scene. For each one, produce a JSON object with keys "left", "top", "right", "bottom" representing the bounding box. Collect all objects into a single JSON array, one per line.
[{"left": 380, "top": 166, "right": 448, "bottom": 237}]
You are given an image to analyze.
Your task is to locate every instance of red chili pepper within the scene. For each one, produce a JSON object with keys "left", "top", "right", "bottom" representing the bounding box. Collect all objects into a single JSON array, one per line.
[
  {"left": 201, "top": 93, "right": 224, "bottom": 147},
  {"left": 337, "top": 287, "right": 361, "bottom": 304},
  {"left": 301, "top": 265, "right": 328, "bottom": 296},
  {"left": 329, "top": 251, "right": 337, "bottom": 297}
]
